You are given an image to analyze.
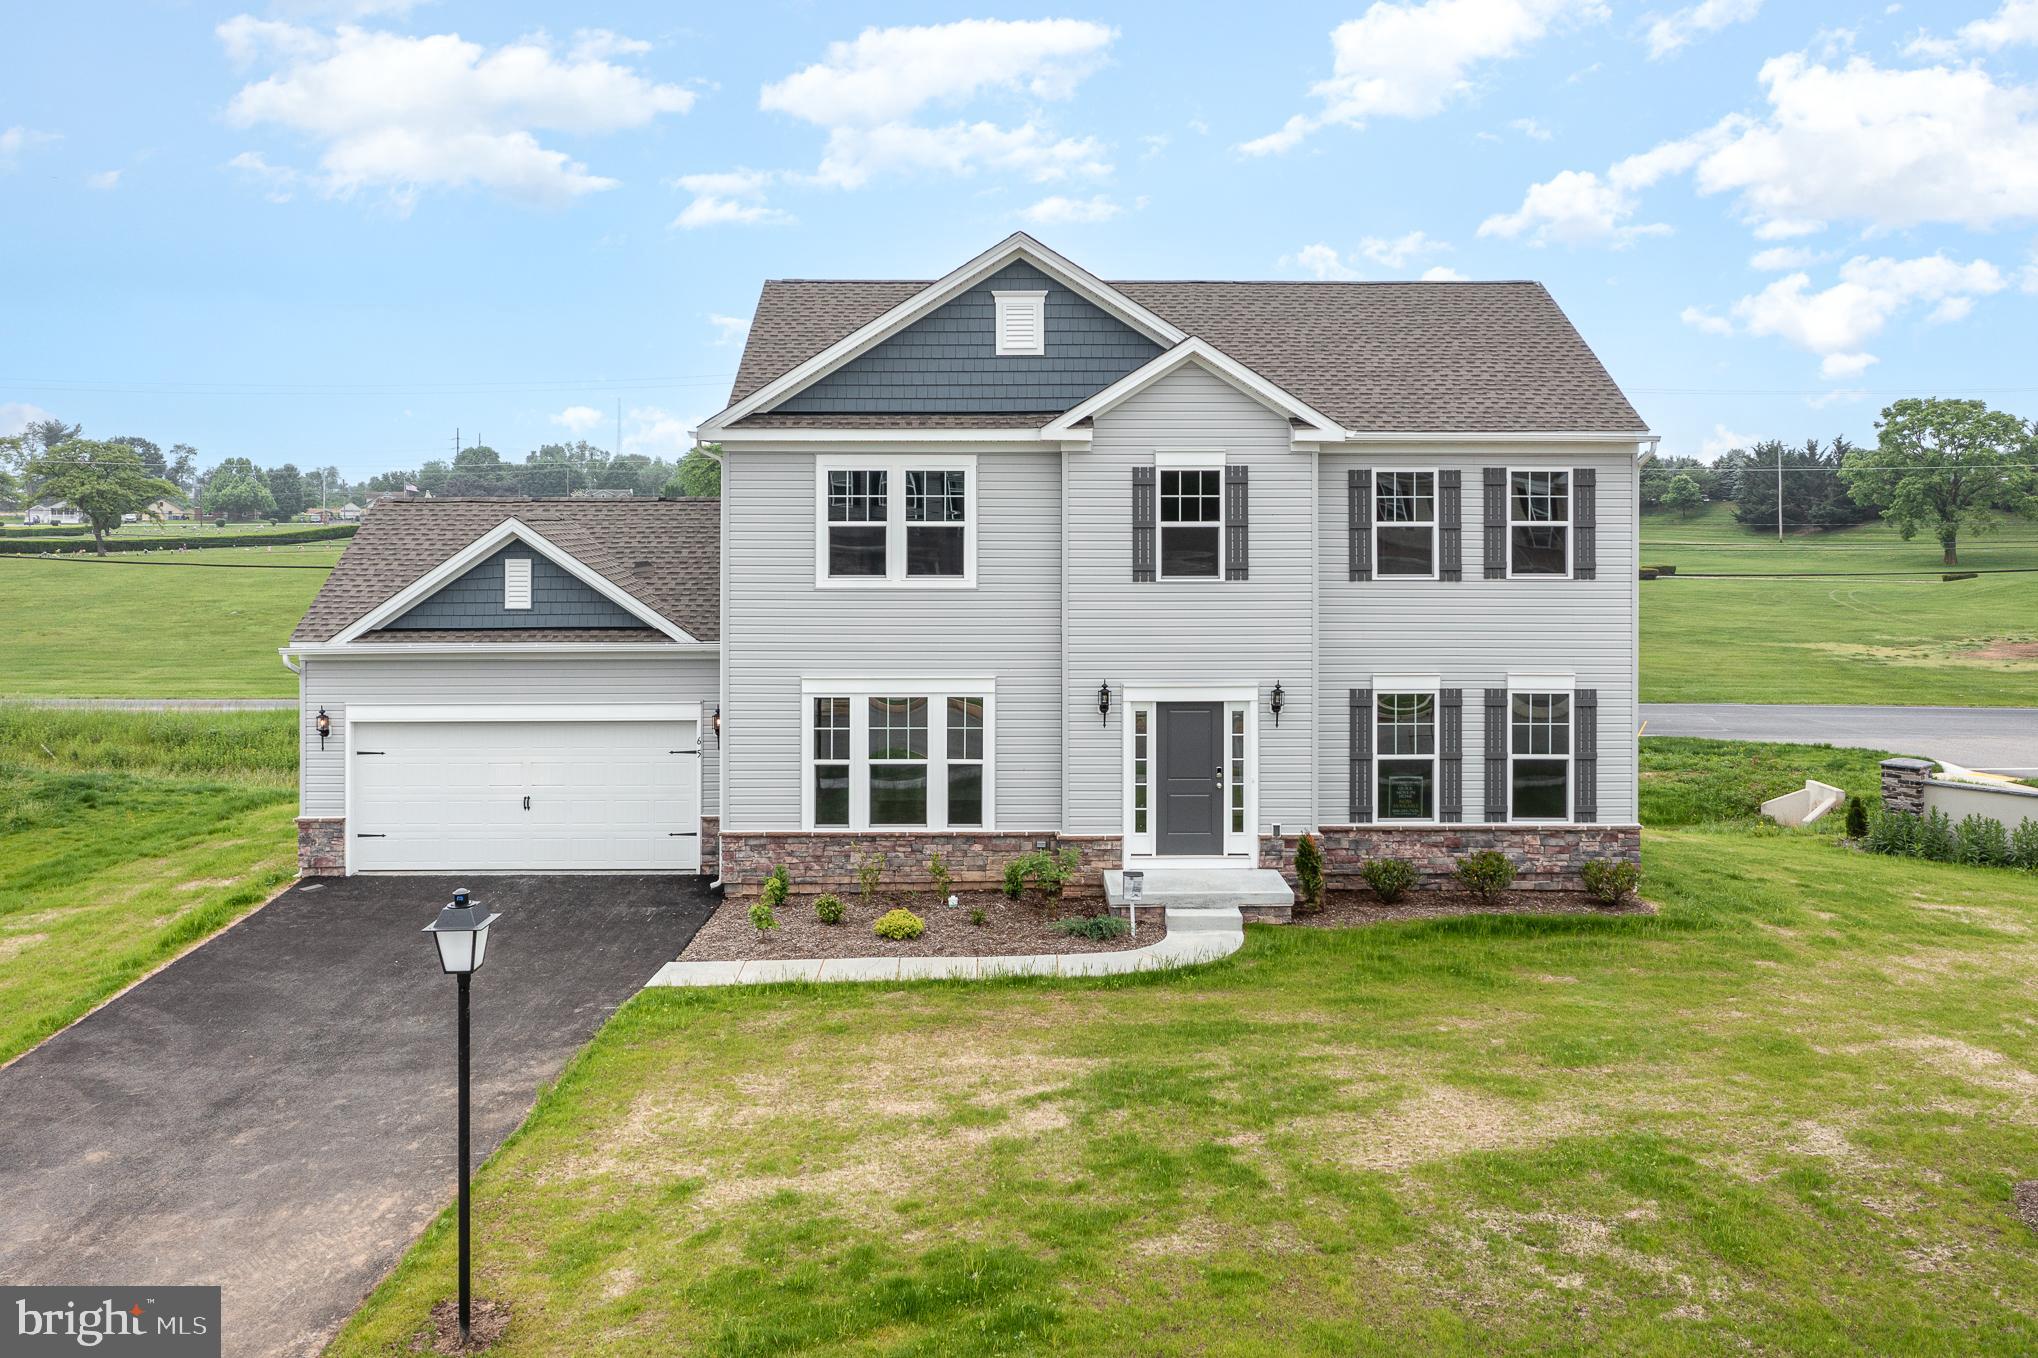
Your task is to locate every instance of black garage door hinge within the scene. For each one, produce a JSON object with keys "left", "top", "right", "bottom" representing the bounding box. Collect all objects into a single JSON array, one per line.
[
  {"left": 669, "top": 749, "right": 700, "bottom": 755},
  {"left": 668, "top": 831, "right": 698, "bottom": 837},
  {"left": 355, "top": 832, "right": 387, "bottom": 838},
  {"left": 356, "top": 750, "right": 386, "bottom": 756}
]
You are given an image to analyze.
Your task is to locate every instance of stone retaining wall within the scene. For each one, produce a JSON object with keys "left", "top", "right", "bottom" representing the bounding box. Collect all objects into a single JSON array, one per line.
[
  {"left": 719, "top": 831, "right": 1121, "bottom": 896},
  {"left": 1268, "top": 824, "right": 1640, "bottom": 892},
  {"left": 1879, "top": 758, "right": 1934, "bottom": 816},
  {"left": 296, "top": 817, "right": 346, "bottom": 876}
]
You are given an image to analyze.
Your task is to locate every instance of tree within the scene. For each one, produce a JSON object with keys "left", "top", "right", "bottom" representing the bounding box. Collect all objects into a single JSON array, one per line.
[
  {"left": 206, "top": 470, "right": 277, "bottom": 522},
  {"left": 24, "top": 440, "right": 180, "bottom": 555},
  {"left": 165, "top": 444, "right": 198, "bottom": 493},
  {"left": 1733, "top": 437, "right": 1878, "bottom": 532},
  {"left": 1663, "top": 472, "right": 1705, "bottom": 517},
  {"left": 21, "top": 417, "right": 81, "bottom": 458},
  {"left": 108, "top": 435, "right": 165, "bottom": 479},
  {"left": 267, "top": 463, "right": 305, "bottom": 519},
  {"left": 661, "top": 446, "right": 721, "bottom": 498},
  {"left": 444, "top": 445, "right": 514, "bottom": 496},
  {"left": 520, "top": 445, "right": 584, "bottom": 497},
  {"left": 1841, "top": 398, "right": 2036, "bottom": 566}
]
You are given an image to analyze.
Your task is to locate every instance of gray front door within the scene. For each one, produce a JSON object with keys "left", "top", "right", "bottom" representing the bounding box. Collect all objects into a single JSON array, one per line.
[{"left": 1156, "top": 702, "right": 1224, "bottom": 855}]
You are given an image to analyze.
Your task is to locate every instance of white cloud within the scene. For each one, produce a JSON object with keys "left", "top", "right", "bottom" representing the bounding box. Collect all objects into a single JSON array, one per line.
[
  {"left": 811, "top": 121, "right": 1108, "bottom": 190},
  {"left": 1910, "top": 1, "right": 2038, "bottom": 54},
  {"left": 1282, "top": 243, "right": 1361, "bottom": 280},
  {"left": 551, "top": 405, "right": 604, "bottom": 434},
  {"left": 707, "top": 313, "right": 751, "bottom": 346},
  {"left": 227, "top": 150, "right": 299, "bottom": 202},
  {"left": 1644, "top": 0, "right": 1763, "bottom": 59},
  {"left": 623, "top": 405, "right": 696, "bottom": 458},
  {"left": 1749, "top": 246, "right": 1823, "bottom": 269},
  {"left": 1421, "top": 265, "right": 1469, "bottom": 280},
  {"left": 217, "top": 16, "right": 693, "bottom": 209},
  {"left": 671, "top": 169, "right": 795, "bottom": 228},
  {"left": 1241, "top": 0, "right": 1608, "bottom": 155},
  {"left": 85, "top": 169, "right": 121, "bottom": 190},
  {"left": 1022, "top": 193, "right": 1121, "bottom": 224},
  {"left": 1728, "top": 253, "right": 2004, "bottom": 375},
  {"left": 1700, "top": 423, "right": 1755, "bottom": 459},
  {"left": 1510, "top": 117, "right": 1553, "bottom": 140},
  {"left": 0, "top": 126, "right": 59, "bottom": 169},
  {"left": 570, "top": 29, "right": 652, "bottom": 62},
  {"left": 1680, "top": 304, "right": 1735, "bottom": 335},
  {"left": 0, "top": 401, "right": 54, "bottom": 437},
  {"left": 1140, "top": 133, "right": 1170, "bottom": 157},
  {"left": 1357, "top": 230, "right": 1450, "bottom": 269}
]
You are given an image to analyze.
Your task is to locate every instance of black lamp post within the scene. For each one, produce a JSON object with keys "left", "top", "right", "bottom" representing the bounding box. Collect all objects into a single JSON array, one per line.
[
  {"left": 422, "top": 888, "right": 500, "bottom": 1343},
  {"left": 315, "top": 708, "right": 331, "bottom": 749},
  {"left": 1097, "top": 682, "right": 1112, "bottom": 726},
  {"left": 1270, "top": 682, "right": 1286, "bottom": 727}
]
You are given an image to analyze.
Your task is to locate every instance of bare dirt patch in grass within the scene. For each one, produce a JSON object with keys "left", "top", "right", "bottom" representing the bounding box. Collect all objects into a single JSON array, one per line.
[
  {"left": 681, "top": 890, "right": 1159, "bottom": 960},
  {"left": 1302, "top": 1084, "right": 1592, "bottom": 1172},
  {"left": 1956, "top": 640, "right": 2038, "bottom": 662},
  {"left": 0, "top": 933, "right": 46, "bottom": 963},
  {"left": 2014, "top": 1181, "right": 2038, "bottom": 1233},
  {"left": 413, "top": 1298, "right": 509, "bottom": 1354},
  {"left": 1296, "top": 887, "right": 1653, "bottom": 928}
]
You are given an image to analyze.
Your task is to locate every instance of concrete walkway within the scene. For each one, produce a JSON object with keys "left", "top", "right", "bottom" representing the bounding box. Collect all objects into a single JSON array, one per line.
[
  {"left": 648, "top": 905, "right": 1244, "bottom": 987},
  {"left": 2, "top": 696, "right": 296, "bottom": 710},
  {"left": 1640, "top": 703, "right": 2038, "bottom": 776}
]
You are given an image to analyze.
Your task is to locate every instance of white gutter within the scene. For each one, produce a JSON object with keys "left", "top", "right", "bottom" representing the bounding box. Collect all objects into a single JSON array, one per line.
[
  {"left": 282, "top": 642, "right": 719, "bottom": 658},
  {"left": 279, "top": 649, "right": 302, "bottom": 674}
]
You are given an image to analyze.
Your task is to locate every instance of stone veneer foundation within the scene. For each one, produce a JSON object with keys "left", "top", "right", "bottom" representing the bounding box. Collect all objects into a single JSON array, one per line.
[
  {"left": 718, "top": 831, "right": 1121, "bottom": 895},
  {"left": 1262, "top": 824, "right": 1640, "bottom": 893},
  {"left": 296, "top": 817, "right": 346, "bottom": 876}
]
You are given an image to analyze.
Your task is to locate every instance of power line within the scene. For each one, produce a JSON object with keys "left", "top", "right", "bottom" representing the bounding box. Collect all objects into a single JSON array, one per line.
[{"left": 0, "top": 373, "right": 738, "bottom": 397}]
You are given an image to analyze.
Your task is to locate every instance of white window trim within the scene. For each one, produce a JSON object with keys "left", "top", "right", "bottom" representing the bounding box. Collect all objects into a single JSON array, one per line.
[
  {"left": 798, "top": 679, "right": 996, "bottom": 831},
  {"left": 1374, "top": 687, "right": 1440, "bottom": 826},
  {"left": 1151, "top": 455, "right": 1228, "bottom": 583},
  {"left": 1504, "top": 466, "right": 1573, "bottom": 580},
  {"left": 1121, "top": 686, "right": 1258, "bottom": 862},
  {"left": 1507, "top": 688, "right": 1575, "bottom": 825},
  {"left": 814, "top": 454, "right": 978, "bottom": 589},
  {"left": 503, "top": 556, "right": 533, "bottom": 609},
  {"left": 1371, "top": 467, "right": 1440, "bottom": 582},
  {"left": 993, "top": 289, "right": 1047, "bottom": 357}
]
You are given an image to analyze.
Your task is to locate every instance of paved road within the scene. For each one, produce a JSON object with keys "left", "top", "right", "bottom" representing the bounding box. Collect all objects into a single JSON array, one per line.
[
  {"left": 0, "top": 874, "right": 714, "bottom": 1358},
  {"left": 1640, "top": 703, "right": 2038, "bottom": 775},
  {"left": 2, "top": 697, "right": 295, "bottom": 709}
]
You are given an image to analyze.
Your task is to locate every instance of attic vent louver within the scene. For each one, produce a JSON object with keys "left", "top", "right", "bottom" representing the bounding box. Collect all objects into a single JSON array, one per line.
[
  {"left": 503, "top": 557, "right": 532, "bottom": 610},
  {"left": 993, "top": 290, "right": 1046, "bottom": 357}
]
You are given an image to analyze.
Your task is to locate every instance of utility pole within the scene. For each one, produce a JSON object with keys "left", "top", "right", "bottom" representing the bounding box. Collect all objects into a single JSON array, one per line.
[
  {"left": 616, "top": 398, "right": 622, "bottom": 458},
  {"left": 1777, "top": 452, "right": 1784, "bottom": 542}
]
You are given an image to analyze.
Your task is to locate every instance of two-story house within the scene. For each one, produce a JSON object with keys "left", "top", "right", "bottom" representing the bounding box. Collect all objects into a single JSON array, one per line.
[{"left": 285, "top": 233, "right": 1646, "bottom": 907}]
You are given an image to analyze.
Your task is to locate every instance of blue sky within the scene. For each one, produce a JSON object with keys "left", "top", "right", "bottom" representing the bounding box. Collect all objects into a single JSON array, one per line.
[{"left": 5, "top": 0, "right": 2037, "bottom": 481}]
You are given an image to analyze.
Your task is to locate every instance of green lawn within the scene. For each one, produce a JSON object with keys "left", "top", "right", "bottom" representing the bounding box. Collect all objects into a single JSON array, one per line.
[
  {"left": 0, "top": 520, "right": 353, "bottom": 539},
  {"left": 328, "top": 743, "right": 2038, "bottom": 1356},
  {"left": 1642, "top": 505, "right": 2038, "bottom": 706},
  {"left": 0, "top": 707, "right": 299, "bottom": 1065},
  {"left": 0, "top": 545, "right": 341, "bottom": 696}
]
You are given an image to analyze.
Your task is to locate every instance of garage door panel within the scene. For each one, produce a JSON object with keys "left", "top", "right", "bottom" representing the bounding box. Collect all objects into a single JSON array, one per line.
[{"left": 350, "top": 719, "right": 698, "bottom": 873}]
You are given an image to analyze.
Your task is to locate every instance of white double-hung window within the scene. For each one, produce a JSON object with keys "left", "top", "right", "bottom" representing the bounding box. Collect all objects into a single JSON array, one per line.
[
  {"left": 1376, "top": 689, "right": 1438, "bottom": 821},
  {"left": 1508, "top": 469, "right": 1571, "bottom": 577},
  {"left": 1374, "top": 471, "right": 1437, "bottom": 578},
  {"left": 803, "top": 681, "right": 994, "bottom": 830},
  {"left": 817, "top": 455, "right": 976, "bottom": 586},
  {"left": 1509, "top": 689, "right": 1572, "bottom": 821}
]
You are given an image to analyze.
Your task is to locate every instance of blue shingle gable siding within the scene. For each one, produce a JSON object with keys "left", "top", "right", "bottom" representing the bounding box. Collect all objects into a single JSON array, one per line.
[
  {"left": 383, "top": 543, "right": 640, "bottom": 630},
  {"left": 774, "top": 261, "right": 1164, "bottom": 414}
]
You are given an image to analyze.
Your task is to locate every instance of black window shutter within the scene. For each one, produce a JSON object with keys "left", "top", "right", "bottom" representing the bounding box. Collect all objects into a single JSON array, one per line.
[
  {"left": 1483, "top": 688, "right": 1509, "bottom": 821},
  {"left": 1483, "top": 467, "right": 1507, "bottom": 580},
  {"left": 1349, "top": 688, "right": 1373, "bottom": 822},
  {"left": 1348, "top": 468, "right": 1372, "bottom": 581},
  {"left": 1225, "top": 464, "right": 1249, "bottom": 580},
  {"left": 1131, "top": 464, "right": 1155, "bottom": 582},
  {"left": 1573, "top": 467, "right": 1597, "bottom": 580},
  {"left": 1438, "top": 468, "right": 1463, "bottom": 581},
  {"left": 1439, "top": 688, "right": 1463, "bottom": 820},
  {"left": 1574, "top": 688, "right": 1599, "bottom": 822}
]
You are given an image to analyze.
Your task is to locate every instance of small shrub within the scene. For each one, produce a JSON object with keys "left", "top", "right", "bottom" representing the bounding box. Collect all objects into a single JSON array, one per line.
[
  {"left": 968, "top": 906, "right": 988, "bottom": 927},
  {"left": 1360, "top": 857, "right": 1417, "bottom": 903},
  {"left": 1865, "top": 806, "right": 1918, "bottom": 856},
  {"left": 928, "top": 851, "right": 953, "bottom": 902},
  {"left": 1003, "top": 848, "right": 1083, "bottom": 899},
  {"left": 873, "top": 907, "right": 925, "bottom": 941},
  {"left": 2012, "top": 818, "right": 2038, "bottom": 871},
  {"left": 854, "top": 849, "right": 886, "bottom": 904},
  {"left": 1456, "top": 850, "right": 1516, "bottom": 902},
  {"left": 1052, "top": 913, "right": 1129, "bottom": 941},
  {"left": 1957, "top": 813, "right": 2013, "bottom": 867},
  {"left": 1916, "top": 808, "right": 1957, "bottom": 862},
  {"left": 1294, "top": 834, "right": 1325, "bottom": 912},
  {"left": 1580, "top": 858, "right": 1641, "bottom": 905},
  {"left": 1942, "top": 572, "right": 1978, "bottom": 582},
  {"left": 748, "top": 900, "right": 779, "bottom": 937},
  {"left": 1001, "top": 858, "right": 1027, "bottom": 900},
  {"left": 1638, "top": 568, "right": 1659, "bottom": 581},
  {"left": 758, "top": 864, "right": 790, "bottom": 909},
  {"left": 1844, "top": 795, "right": 1868, "bottom": 839},
  {"left": 813, "top": 892, "right": 845, "bottom": 925}
]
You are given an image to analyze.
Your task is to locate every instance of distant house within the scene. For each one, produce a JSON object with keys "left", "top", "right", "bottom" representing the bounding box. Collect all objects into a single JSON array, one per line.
[
  {"left": 336, "top": 502, "right": 364, "bottom": 522},
  {"left": 25, "top": 501, "right": 83, "bottom": 526},
  {"left": 146, "top": 498, "right": 187, "bottom": 521}
]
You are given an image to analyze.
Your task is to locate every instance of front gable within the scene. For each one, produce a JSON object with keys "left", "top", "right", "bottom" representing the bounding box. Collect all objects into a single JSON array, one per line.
[
  {"left": 774, "top": 260, "right": 1164, "bottom": 416},
  {"left": 378, "top": 542, "right": 642, "bottom": 633}
]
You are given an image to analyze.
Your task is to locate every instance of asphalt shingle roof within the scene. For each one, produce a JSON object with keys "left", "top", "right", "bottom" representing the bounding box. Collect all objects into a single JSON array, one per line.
[
  {"left": 292, "top": 497, "right": 719, "bottom": 644},
  {"left": 727, "top": 277, "right": 1644, "bottom": 433}
]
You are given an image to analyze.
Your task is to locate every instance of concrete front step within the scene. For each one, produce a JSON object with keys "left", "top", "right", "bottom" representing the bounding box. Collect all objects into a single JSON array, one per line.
[
  {"left": 1103, "top": 867, "right": 1295, "bottom": 912},
  {"left": 1160, "top": 905, "right": 1245, "bottom": 933}
]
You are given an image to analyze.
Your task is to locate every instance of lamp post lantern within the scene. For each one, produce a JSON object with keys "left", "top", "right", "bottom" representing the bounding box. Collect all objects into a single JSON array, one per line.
[{"left": 422, "top": 888, "right": 500, "bottom": 1343}]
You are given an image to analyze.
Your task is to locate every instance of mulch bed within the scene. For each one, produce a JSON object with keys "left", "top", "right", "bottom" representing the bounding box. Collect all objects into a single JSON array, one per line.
[
  {"left": 1291, "top": 887, "right": 1657, "bottom": 927},
  {"left": 413, "top": 1299, "right": 509, "bottom": 1354},
  {"left": 681, "top": 890, "right": 1163, "bottom": 961}
]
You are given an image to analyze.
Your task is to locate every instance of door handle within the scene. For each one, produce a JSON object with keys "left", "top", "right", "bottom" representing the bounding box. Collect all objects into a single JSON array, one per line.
[
  {"left": 522, "top": 795, "right": 531, "bottom": 811},
  {"left": 1214, "top": 767, "right": 1223, "bottom": 785}
]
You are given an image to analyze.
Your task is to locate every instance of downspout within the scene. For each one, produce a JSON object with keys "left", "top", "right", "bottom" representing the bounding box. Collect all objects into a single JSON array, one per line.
[
  {"left": 1060, "top": 439, "right": 1070, "bottom": 851},
  {"left": 709, "top": 445, "right": 729, "bottom": 892},
  {"left": 1309, "top": 444, "right": 1320, "bottom": 837}
]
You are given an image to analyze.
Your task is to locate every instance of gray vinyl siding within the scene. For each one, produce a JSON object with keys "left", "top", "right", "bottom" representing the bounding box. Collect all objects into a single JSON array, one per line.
[
  {"left": 1317, "top": 447, "right": 1640, "bottom": 824},
  {"left": 719, "top": 447, "right": 1064, "bottom": 831},
  {"left": 298, "top": 653, "right": 720, "bottom": 818},
  {"left": 382, "top": 544, "right": 640, "bottom": 630},
  {"left": 774, "top": 261, "right": 1162, "bottom": 415},
  {"left": 1067, "top": 364, "right": 1316, "bottom": 837}
]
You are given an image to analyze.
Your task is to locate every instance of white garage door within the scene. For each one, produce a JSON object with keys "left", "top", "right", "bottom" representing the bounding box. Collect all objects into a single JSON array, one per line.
[{"left": 348, "top": 717, "right": 699, "bottom": 873}]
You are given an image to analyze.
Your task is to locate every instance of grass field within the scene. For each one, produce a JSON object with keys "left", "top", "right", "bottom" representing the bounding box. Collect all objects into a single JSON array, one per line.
[
  {"left": 1641, "top": 505, "right": 2038, "bottom": 706},
  {"left": 328, "top": 764, "right": 2038, "bottom": 1355},
  {"left": 0, "top": 545, "right": 342, "bottom": 696},
  {"left": 0, "top": 520, "right": 353, "bottom": 540},
  {"left": 0, "top": 707, "right": 298, "bottom": 1066}
]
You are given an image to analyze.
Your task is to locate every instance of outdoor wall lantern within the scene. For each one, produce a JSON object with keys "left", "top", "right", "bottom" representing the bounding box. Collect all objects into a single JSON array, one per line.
[
  {"left": 422, "top": 888, "right": 502, "bottom": 1345},
  {"left": 712, "top": 705, "right": 722, "bottom": 741},
  {"left": 1270, "top": 682, "right": 1286, "bottom": 727},
  {"left": 315, "top": 707, "right": 332, "bottom": 749},
  {"left": 1098, "top": 681, "right": 1112, "bottom": 726}
]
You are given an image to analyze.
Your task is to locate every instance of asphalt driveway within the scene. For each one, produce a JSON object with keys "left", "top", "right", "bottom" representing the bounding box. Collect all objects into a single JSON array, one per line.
[{"left": 0, "top": 874, "right": 713, "bottom": 1358}]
